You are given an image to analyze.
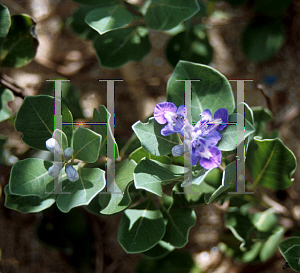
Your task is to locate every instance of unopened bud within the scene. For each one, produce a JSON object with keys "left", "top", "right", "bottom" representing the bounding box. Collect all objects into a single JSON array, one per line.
[
  {"left": 48, "top": 163, "right": 63, "bottom": 177},
  {"left": 64, "top": 147, "right": 74, "bottom": 161},
  {"left": 46, "top": 138, "right": 62, "bottom": 156},
  {"left": 65, "top": 163, "right": 79, "bottom": 182}
]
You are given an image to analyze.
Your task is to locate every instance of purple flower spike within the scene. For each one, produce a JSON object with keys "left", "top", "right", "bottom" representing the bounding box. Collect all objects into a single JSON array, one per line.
[{"left": 214, "top": 108, "right": 228, "bottom": 131}]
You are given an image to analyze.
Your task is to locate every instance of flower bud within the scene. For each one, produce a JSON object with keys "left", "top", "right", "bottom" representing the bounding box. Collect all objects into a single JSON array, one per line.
[
  {"left": 64, "top": 147, "right": 74, "bottom": 161},
  {"left": 46, "top": 138, "right": 62, "bottom": 155},
  {"left": 65, "top": 164, "right": 79, "bottom": 182},
  {"left": 48, "top": 163, "right": 63, "bottom": 177}
]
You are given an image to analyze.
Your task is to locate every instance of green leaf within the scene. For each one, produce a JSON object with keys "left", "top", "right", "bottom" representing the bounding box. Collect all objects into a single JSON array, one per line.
[
  {"left": 136, "top": 250, "right": 198, "bottom": 273},
  {"left": 93, "top": 26, "right": 150, "bottom": 68},
  {"left": 217, "top": 113, "right": 255, "bottom": 151},
  {"left": 253, "top": 0, "right": 293, "bottom": 17},
  {"left": 118, "top": 200, "right": 166, "bottom": 253},
  {"left": 246, "top": 137, "right": 296, "bottom": 190},
  {"left": 99, "top": 159, "right": 137, "bottom": 215},
  {"left": 68, "top": 7, "right": 99, "bottom": 40},
  {"left": 142, "top": 240, "right": 175, "bottom": 259},
  {"left": 0, "top": 87, "right": 14, "bottom": 122},
  {"left": 252, "top": 106, "right": 273, "bottom": 137},
  {"left": 0, "top": 14, "right": 38, "bottom": 68},
  {"left": 129, "top": 146, "right": 172, "bottom": 164},
  {"left": 204, "top": 161, "right": 236, "bottom": 204},
  {"left": 167, "top": 61, "right": 235, "bottom": 118},
  {"left": 260, "top": 225, "right": 284, "bottom": 262},
  {"left": 142, "top": 0, "right": 199, "bottom": 31},
  {"left": 0, "top": 134, "right": 7, "bottom": 163},
  {"left": 166, "top": 24, "right": 213, "bottom": 67},
  {"left": 134, "top": 158, "right": 186, "bottom": 197},
  {"left": 15, "top": 95, "right": 73, "bottom": 151},
  {"left": 132, "top": 117, "right": 181, "bottom": 156},
  {"left": 162, "top": 208, "right": 196, "bottom": 247},
  {"left": 279, "top": 237, "right": 300, "bottom": 272},
  {"left": 85, "top": 5, "right": 133, "bottom": 35},
  {"left": 224, "top": 209, "right": 254, "bottom": 251},
  {"left": 56, "top": 167, "right": 105, "bottom": 213},
  {"left": 9, "top": 158, "right": 55, "bottom": 199},
  {"left": 4, "top": 185, "right": 55, "bottom": 213},
  {"left": 241, "top": 18, "right": 285, "bottom": 63},
  {"left": 170, "top": 181, "right": 215, "bottom": 209},
  {"left": 250, "top": 208, "right": 277, "bottom": 233},
  {"left": 0, "top": 3, "right": 10, "bottom": 46},
  {"left": 73, "top": 127, "right": 101, "bottom": 163},
  {"left": 93, "top": 105, "right": 119, "bottom": 158}
]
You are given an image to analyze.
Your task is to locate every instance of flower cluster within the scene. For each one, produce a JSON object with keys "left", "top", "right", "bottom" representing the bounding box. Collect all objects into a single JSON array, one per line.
[
  {"left": 46, "top": 138, "right": 79, "bottom": 182},
  {"left": 154, "top": 102, "right": 228, "bottom": 170}
]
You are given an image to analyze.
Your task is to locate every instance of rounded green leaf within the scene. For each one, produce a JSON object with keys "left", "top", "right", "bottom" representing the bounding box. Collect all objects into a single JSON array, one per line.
[
  {"left": 279, "top": 237, "right": 300, "bottom": 255},
  {"left": 99, "top": 159, "right": 137, "bottom": 215},
  {"left": 56, "top": 167, "right": 106, "bottom": 213},
  {"left": 129, "top": 147, "right": 172, "bottom": 164},
  {"left": 250, "top": 208, "right": 277, "bottom": 233},
  {"left": 9, "top": 159, "right": 55, "bottom": 199},
  {"left": 241, "top": 18, "right": 285, "bottom": 63},
  {"left": 134, "top": 158, "right": 186, "bottom": 196},
  {"left": 162, "top": 208, "right": 196, "bottom": 248},
  {"left": 15, "top": 95, "right": 73, "bottom": 150},
  {"left": 93, "top": 105, "right": 119, "bottom": 158},
  {"left": 246, "top": 137, "right": 296, "bottom": 190},
  {"left": 118, "top": 200, "right": 166, "bottom": 253},
  {"left": 73, "top": 127, "right": 101, "bottom": 163},
  {"left": 142, "top": 240, "right": 175, "bottom": 259},
  {"left": 166, "top": 24, "right": 213, "bottom": 67},
  {"left": 0, "top": 14, "right": 38, "bottom": 68},
  {"left": 4, "top": 185, "right": 55, "bottom": 213},
  {"left": 204, "top": 161, "right": 236, "bottom": 204},
  {"left": 68, "top": 7, "right": 99, "bottom": 40},
  {"left": 0, "top": 87, "right": 14, "bottom": 122},
  {"left": 85, "top": 5, "right": 133, "bottom": 35},
  {"left": 142, "top": 0, "right": 199, "bottom": 31},
  {"left": 0, "top": 3, "right": 11, "bottom": 46},
  {"left": 217, "top": 113, "right": 255, "bottom": 151},
  {"left": 167, "top": 61, "right": 235, "bottom": 117},
  {"left": 132, "top": 117, "right": 181, "bottom": 156},
  {"left": 93, "top": 26, "right": 150, "bottom": 68},
  {"left": 260, "top": 225, "right": 284, "bottom": 262}
]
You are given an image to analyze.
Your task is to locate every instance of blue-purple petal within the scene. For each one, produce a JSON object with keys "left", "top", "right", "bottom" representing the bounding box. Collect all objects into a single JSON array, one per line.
[
  {"left": 154, "top": 102, "right": 177, "bottom": 124},
  {"left": 199, "top": 146, "right": 222, "bottom": 169},
  {"left": 214, "top": 108, "right": 228, "bottom": 131}
]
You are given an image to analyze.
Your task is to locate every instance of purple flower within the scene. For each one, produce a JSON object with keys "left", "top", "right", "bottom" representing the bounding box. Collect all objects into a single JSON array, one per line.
[
  {"left": 65, "top": 163, "right": 79, "bottom": 182},
  {"left": 169, "top": 107, "right": 228, "bottom": 170},
  {"left": 154, "top": 102, "right": 187, "bottom": 137}
]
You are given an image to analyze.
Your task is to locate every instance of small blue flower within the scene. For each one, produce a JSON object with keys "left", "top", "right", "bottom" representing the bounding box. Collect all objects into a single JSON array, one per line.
[
  {"left": 65, "top": 163, "right": 79, "bottom": 182},
  {"left": 48, "top": 163, "right": 63, "bottom": 177},
  {"left": 46, "top": 138, "right": 62, "bottom": 156},
  {"left": 64, "top": 147, "right": 74, "bottom": 161},
  {"left": 154, "top": 102, "right": 187, "bottom": 137}
]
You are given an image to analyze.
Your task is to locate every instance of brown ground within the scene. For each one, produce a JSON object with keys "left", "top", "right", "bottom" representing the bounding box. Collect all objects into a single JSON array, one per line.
[{"left": 1, "top": 0, "right": 300, "bottom": 272}]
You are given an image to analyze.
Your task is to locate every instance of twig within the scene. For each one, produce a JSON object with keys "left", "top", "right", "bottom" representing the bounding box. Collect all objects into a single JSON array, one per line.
[
  {"left": 0, "top": 76, "right": 25, "bottom": 98},
  {"left": 257, "top": 84, "right": 273, "bottom": 113}
]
